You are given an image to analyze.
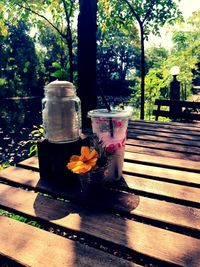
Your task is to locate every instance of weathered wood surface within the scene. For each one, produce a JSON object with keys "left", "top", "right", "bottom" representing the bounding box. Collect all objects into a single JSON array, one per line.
[
  {"left": 0, "top": 120, "right": 200, "bottom": 266},
  {"left": 1, "top": 169, "right": 199, "bottom": 231},
  {"left": 0, "top": 216, "right": 138, "bottom": 267},
  {"left": 1, "top": 164, "right": 199, "bottom": 205},
  {"left": 124, "top": 151, "right": 200, "bottom": 173},
  {"left": 129, "top": 120, "right": 200, "bottom": 130},
  {"left": 0, "top": 184, "right": 200, "bottom": 267},
  {"left": 15, "top": 155, "right": 200, "bottom": 187}
]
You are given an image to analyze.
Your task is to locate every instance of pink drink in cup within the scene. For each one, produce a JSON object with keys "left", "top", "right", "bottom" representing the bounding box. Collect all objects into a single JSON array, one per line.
[{"left": 88, "top": 109, "right": 132, "bottom": 181}]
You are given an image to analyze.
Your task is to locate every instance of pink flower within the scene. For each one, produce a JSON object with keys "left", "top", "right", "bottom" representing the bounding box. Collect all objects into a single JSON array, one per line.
[
  {"left": 106, "top": 143, "right": 117, "bottom": 154},
  {"left": 122, "top": 137, "right": 126, "bottom": 147},
  {"left": 94, "top": 119, "right": 99, "bottom": 124},
  {"left": 113, "top": 119, "right": 122, "bottom": 128}
]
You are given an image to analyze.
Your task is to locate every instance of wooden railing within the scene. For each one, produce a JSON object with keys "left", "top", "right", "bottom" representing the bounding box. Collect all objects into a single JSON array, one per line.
[{"left": 153, "top": 99, "right": 200, "bottom": 121}]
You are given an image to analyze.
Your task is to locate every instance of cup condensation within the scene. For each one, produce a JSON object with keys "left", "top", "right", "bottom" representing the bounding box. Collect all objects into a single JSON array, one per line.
[{"left": 88, "top": 109, "right": 132, "bottom": 181}]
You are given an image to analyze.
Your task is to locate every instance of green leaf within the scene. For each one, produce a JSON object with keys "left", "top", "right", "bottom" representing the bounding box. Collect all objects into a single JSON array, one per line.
[{"left": 52, "top": 62, "right": 61, "bottom": 69}]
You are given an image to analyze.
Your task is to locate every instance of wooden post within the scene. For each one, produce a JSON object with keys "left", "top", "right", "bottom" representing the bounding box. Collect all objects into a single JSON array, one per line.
[{"left": 77, "top": 0, "right": 97, "bottom": 129}]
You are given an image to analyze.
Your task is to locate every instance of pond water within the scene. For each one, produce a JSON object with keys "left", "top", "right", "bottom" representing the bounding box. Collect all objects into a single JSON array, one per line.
[{"left": 0, "top": 98, "right": 42, "bottom": 165}]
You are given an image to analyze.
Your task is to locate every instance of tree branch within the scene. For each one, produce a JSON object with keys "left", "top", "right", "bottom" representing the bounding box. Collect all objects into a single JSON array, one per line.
[
  {"left": 61, "top": 0, "right": 73, "bottom": 42},
  {"left": 14, "top": 2, "right": 67, "bottom": 39},
  {"left": 61, "top": 0, "right": 70, "bottom": 27},
  {"left": 142, "top": 0, "right": 157, "bottom": 24},
  {"left": 122, "top": 0, "right": 142, "bottom": 25}
]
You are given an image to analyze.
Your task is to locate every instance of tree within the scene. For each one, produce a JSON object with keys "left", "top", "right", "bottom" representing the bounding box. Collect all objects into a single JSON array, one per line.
[
  {"left": 97, "top": 0, "right": 140, "bottom": 96},
  {"left": 146, "top": 46, "right": 168, "bottom": 69},
  {"left": 37, "top": 23, "right": 72, "bottom": 83},
  {"left": 0, "top": 21, "right": 39, "bottom": 97},
  {"left": 112, "top": 0, "right": 182, "bottom": 119},
  {"left": 2, "top": 0, "right": 99, "bottom": 128},
  {"left": 143, "top": 10, "right": 200, "bottom": 111},
  {"left": 167, "top": 11, "right": 200, "bottom": 98},
  {"left": 2, "top": 0, "right": 78, "bottom": 83}
]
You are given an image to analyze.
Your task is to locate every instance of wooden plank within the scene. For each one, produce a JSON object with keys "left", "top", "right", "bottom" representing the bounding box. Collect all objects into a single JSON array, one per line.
[
  {"left": 128, "top": 128, "right": 200, "bottom": 141},
  {"left": 0, "top": 170, "right": 200, "bottom": 232},
  {"left": 0, "top": 216, "right": 137, "bottom": 267},
  {"left": 126, "top": 139, "right": 200, "bottom": 155},
  {"left": 17, "top": 156, "right": 39, "bottom": 169},
  {"left": 17, "top": 156, "right": 39, "bottom": 170},
  {"left": 0, "top": 184, "right": 200, "bottom": 266},
  {"left": 124, "top": 151, "right": 200, "bottom": 173},
  {"left": 2, "top": 163, "right": 200, "bottom": 204},
  {"left": 129, "top": 123, "right": 200, "bottom": 135},
  {"left": 154, "top": 99, "right": 200, "bottom": 109},
  {"left": 17, "top": 151, "right": 200, "bottom": 175},
  {"left": 125, "top": 144, "right": 200, "bottom": 161},
  {"left": 128, "top": 123, "right": 200, "bottom": 136},
  {"left": 15, "top": 157, "right": 200, "bottom": 186},
  {"left": 123, "top": 172, "right": 200, "bottom": 205},
  {"left": 127, "top": 134, "right": 200, "bottom": 147},
  {"left": 130, "top": 120, "right": 200, "bottom": 130},
  {"left": 152, "top": 110, "right": 200, "bottom": 121},
  {"left": 123, "top": 161, "right": 200, "bottom": 188}
]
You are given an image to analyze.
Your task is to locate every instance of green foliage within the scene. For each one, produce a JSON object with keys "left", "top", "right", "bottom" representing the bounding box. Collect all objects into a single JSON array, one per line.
[
  {"left": 97, "top": 0, "right": 140, "bottom": 95},
  {"left": 146, "top": 46, "right": 169, "bottom": 69},
  {"left": 51, "top": 61, "right": 70, "bottom": 80},
  {"left": 144, "top": 67, "right": 169, "bottom": 118},
  {"left": 0, "top": 162, "right": 10, "bottom": 170},
  {"left": 36, "top": 22, "right": 75, "bottom": 83},
  {"left": 104, "top": 0, "right": 183, "bottom": 118},
  {"left": 166, "top": 11, "right": 200, "bottom": 97},
  {"left": 0, "top": 209, "right": 41, "bottom": 228},
  {"left": 1, "top": 0, "right": 79, "bottom": 84},
  {"left": 19, "top": 125, "right": 44, "bottom": 157},
  {"left": 140, "top": 10, "right": 200, "bottom": 119},
  {"left": 105, "top": 0, "right": 183, "bottom": 40},
  {"left": 0, "top": 20, "right": 41, "bottom": 97}
]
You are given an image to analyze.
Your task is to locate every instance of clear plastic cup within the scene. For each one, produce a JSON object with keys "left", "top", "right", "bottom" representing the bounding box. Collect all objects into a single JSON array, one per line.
[{"left": 88, "top": 109, "right": 132, "bottom": 181}]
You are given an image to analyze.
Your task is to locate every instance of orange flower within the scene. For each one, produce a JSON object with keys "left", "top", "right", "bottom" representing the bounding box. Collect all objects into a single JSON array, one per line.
[{"left": 67, "top": 146, "right": 98, "bottom": 174}]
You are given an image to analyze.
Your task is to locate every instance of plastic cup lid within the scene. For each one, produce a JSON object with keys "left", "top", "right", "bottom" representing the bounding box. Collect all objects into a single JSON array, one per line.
[{"left": 88, "top": 109, "right": 132, "bottom": 119}]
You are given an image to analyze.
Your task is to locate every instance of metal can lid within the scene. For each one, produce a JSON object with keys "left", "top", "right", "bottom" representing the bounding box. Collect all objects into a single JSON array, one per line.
[{"left": 45, "top": 80, "right": 75, "bottom": 97}]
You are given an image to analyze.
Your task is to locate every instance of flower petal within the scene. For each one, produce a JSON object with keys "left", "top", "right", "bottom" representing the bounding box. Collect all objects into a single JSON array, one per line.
[
  {"left": 87, "top": 149, "right": 98, "bottom": 160},
  {"left": 72, "top": 163, "right": 92, "bottom": 174},
  {"left": 67, "top": 146, "right": 99, "bottom": 174},
  {"left": 87, "top": 157, "right": 98, "bottom": 167},
  {"left": 80, "top": 146, "right": 90, "bottom": 161},
  {"left": 69, "top": 155, "right": 80, "bottom": 162},
  {"left": 81, "top": 146, "right": 90, "bottom": 156},
  {"left": 67, "top": 161, "right": 79, "bottom": 170}
]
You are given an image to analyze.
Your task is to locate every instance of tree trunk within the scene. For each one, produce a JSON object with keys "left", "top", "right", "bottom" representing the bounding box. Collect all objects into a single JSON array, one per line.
[
  {"left": 140, "top": 24, "right": 145, "bottom": 120},
  {"left": 66, "top": 32, "right": 74, "bottom": 83},
  {"left": 77, "top": 0, "right": 97, "bottom": 129}
]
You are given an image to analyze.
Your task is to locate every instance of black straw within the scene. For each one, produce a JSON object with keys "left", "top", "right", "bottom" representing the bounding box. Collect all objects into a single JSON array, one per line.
[
  {"left": 99, "top": 88, "right": 113, "bottom": 138},
  {"left": 99, "top": 87, "right": 111, "bottom": 111}
]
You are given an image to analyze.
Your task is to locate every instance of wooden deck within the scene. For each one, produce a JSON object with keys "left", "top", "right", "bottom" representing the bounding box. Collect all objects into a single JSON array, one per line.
[{"left": 0, "top": 120, "right": 200, "bottom": 266}]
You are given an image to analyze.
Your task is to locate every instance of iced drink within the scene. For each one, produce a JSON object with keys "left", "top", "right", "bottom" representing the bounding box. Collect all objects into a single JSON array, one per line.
[{"left": 88, "top": 109, "right": 132, "bottom": 181}]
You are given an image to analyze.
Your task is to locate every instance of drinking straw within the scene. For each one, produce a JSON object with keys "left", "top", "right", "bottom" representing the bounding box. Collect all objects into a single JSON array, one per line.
[
  {"left": 99, "top": 88, "right": 114, "bottom": 137},
  {"left": 99, "top": 87, "right": 111, "bottom": 111}
]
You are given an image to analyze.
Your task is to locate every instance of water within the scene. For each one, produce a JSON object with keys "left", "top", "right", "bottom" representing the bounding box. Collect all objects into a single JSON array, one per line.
[{"left": 0, "top": 98, "right": 42, "bottom": 165}]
